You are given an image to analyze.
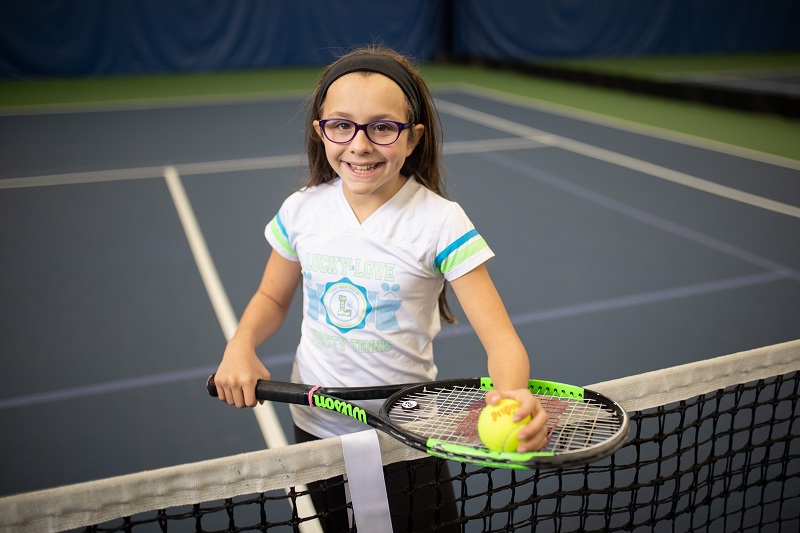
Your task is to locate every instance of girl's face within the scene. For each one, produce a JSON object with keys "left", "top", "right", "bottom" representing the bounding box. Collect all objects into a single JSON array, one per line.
[{"left": 314, "top": 72, "right": 424, "bottom": 218}]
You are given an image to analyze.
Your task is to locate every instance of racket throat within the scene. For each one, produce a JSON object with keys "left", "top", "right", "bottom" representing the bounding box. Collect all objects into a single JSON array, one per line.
[{"left": 311, "top": 394, "right": 369, "bottom": 425}]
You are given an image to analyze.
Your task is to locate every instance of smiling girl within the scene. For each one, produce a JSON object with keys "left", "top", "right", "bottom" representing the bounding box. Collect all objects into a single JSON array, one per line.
[{"left": 213, "top": 45, "right": 547, "bottom": 531}]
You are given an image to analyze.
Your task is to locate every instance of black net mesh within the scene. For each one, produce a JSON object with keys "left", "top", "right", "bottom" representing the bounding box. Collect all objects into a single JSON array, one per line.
[{"left": 64, "top": 371, "right": 798, "bottom": 533}]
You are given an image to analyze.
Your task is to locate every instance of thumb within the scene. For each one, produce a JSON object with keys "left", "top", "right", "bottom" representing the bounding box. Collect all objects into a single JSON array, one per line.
[{"left": 485, "top": 390, "right": 502, "bottom": 405}]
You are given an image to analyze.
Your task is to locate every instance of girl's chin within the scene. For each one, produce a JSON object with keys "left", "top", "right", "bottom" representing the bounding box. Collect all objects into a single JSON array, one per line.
[
  {"left": 340, "top": 173, "right": 405, "bottom": 199},
  {"left": 342, "top": 181, "right": 382, "bottom": 196}
]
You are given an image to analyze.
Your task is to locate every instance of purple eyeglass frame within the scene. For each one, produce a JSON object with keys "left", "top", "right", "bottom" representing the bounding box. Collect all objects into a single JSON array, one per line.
[{"left": 318, "top": 119, "right": 414, "bottom": 146}]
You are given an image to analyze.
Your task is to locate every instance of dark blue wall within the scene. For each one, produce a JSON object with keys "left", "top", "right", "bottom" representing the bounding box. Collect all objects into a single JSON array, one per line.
[
  {"left": 0, "top": 0, "right": 447, "bottom": 78},
  {"left": 452, "top": 0, "right": 800, "bottom": 61},
  {"left": 1, "top": 0, "right": 798, "bottom": 79}
]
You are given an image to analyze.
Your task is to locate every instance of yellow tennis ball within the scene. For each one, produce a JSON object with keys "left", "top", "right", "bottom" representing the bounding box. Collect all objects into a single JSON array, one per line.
[{"left": 478, "top": 399, "right": 531, "bottom": 452}]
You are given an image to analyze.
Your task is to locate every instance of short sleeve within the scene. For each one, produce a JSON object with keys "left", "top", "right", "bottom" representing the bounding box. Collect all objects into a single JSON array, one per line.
[
  {"left": 264, "top": 201, "right": 299, "bottom": 262},
  {"left": 433, "top": 203, "right": 494, "bottom": 281}
]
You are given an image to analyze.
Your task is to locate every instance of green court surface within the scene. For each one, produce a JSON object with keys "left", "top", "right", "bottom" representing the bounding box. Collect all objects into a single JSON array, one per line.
[{"left": 538, "top": 51, "right": 800, "bottom": 80}]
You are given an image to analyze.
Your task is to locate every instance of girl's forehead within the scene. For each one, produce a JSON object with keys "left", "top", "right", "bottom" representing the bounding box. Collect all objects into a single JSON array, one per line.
[{"left": 321, "top": 72, "right": 408, "bottom": 116}]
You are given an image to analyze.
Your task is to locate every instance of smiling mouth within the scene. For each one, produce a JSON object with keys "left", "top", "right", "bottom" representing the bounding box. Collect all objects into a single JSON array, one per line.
[{"left": 347, "top": 162, "right": 382, "bottom": 174}]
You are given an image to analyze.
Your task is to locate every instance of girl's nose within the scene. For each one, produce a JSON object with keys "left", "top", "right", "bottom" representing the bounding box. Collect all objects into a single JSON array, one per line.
[{"left": 349, "top": 129, "right": 374, "bottom": 153}]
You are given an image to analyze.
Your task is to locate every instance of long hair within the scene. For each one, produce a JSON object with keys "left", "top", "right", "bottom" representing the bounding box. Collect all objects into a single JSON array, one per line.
[{"left": 305, "top": 45, "right": 456, "bottom": 324}]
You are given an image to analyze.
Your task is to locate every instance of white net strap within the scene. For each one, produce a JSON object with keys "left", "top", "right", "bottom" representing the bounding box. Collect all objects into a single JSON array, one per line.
[
  {"left": 341, "top": 429, "right": 393, "bottom": 533},
  {"left": 1, "top": 339, "right": 798, "bottom": 533}
]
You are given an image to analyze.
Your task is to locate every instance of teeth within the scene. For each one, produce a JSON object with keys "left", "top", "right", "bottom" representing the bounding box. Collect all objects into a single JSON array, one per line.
[{"left": 350, "top": 163, "right": 379, "bottom": 172}]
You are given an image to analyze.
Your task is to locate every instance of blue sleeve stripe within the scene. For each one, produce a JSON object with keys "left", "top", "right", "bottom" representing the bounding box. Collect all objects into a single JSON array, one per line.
[
  {"left": 267, "top": 212, "right": 297, "bottom": 257},
  {"left": 275, "top": 212, "right": 289, "bottom": 239},
  {"left": 434, "top": 229, "right": 479, "bottom": 270}
]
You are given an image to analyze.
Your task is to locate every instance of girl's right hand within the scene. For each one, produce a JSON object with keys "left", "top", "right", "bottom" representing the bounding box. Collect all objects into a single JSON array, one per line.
[{"left": 213, "top": 340, "right": 271, "bottom": 408}]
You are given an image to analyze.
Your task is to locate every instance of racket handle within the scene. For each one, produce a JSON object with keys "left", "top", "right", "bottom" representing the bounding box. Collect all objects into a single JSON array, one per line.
[
  {"left": 254, "top": 379, "right": 315, "bottom": 405},
  {"left": 206, "top": 374, "right": 220, "bottom": 397},
  {"left": 206, "top": 374, "right": 315, "bottom": 405}
]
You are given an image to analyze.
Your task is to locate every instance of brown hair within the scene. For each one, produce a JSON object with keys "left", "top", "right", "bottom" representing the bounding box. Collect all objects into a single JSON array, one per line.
[{"left": 305, "top": 45, "right": 455, "bottom": 323}]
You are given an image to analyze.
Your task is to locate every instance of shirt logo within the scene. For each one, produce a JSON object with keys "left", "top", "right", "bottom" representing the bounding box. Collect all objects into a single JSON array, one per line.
[{"left": 320, "top": 278, "right": 372, "bottom": 334}]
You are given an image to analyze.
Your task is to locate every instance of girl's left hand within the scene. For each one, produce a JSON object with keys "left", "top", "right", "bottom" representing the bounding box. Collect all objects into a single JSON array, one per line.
[{"left": 485, "top": 389, "right": 549, "bottom": 453}]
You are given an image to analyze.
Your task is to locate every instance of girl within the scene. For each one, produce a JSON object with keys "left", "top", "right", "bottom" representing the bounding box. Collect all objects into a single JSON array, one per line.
[{"left": 214, "top": 45, "right": 548, "bottom": 530}]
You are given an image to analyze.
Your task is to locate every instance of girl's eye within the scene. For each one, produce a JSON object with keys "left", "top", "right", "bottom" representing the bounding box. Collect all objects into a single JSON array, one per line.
[
  {"left": 333, "top": 121, "right": 353, "bottom": 131},
  {"left": 370, "top": 122, "right": 398, "bottom": 133}
]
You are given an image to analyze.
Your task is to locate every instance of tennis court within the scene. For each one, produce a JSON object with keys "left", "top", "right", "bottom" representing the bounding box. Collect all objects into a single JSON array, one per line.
[{"left": 1, "top": 66, "right": 799, "bottom": 531}]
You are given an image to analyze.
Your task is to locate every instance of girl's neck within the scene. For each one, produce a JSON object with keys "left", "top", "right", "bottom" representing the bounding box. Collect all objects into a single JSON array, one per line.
[{"left": 343, "top": 175, "right": 409, "bottom": 224}]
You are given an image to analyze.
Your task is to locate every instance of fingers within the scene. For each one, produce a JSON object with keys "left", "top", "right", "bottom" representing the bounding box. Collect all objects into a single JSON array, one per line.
[
  {"left": 215, "top": 368, "right": 271, "bottom": 409},
  {"left": 241, "top": 381, "right": 256, "bottom": 408},
  {"left": 216, "top": 377, "right": 250, "bottom": 408},
  {"left": 484, "top": 390, "right": 502, "bottom": 406},
  {"left": 487, "top": 389, "right": 550, "bottom": 453},
  {"left": 516, "top": 400, "right": 549, "bottom": 453}
]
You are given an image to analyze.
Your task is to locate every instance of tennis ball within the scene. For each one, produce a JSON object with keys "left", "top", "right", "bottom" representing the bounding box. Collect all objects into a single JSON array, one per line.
[{"left": 478, "top": 399, "right": 531, "bottom": 452}]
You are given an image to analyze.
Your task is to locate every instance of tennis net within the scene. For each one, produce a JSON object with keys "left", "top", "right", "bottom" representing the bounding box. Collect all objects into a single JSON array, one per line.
[{"left": 1, "top": 340, "right": 798, "bottom": 532}]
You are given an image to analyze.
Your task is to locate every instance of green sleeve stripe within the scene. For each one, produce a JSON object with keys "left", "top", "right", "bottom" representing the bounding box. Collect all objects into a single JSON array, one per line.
[
  {"left": 267, "top": 215, "right": 297, "bottom": 257},
  {"left": 435, "top": 229, "right": 479, "bottom": 270},
  {"left": 438, "top": 237, "right": 488, "bottom": 274}
]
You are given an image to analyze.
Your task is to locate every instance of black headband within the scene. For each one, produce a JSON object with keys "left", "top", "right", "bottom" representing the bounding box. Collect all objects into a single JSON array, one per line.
[{"left": 316, "top": 54, "right": 422, "bottom": 122}]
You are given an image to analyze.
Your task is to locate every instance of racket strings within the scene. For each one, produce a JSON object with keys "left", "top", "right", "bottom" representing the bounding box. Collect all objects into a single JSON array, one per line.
[
  {"left": 540, "top": 395, "right": 619, "bottom": 452},
  {"left": 388, "top": 385, "right": 622, "bottom": 454},
  {"left": 389, "top": 385, "right": 486, "bottom": 446}
]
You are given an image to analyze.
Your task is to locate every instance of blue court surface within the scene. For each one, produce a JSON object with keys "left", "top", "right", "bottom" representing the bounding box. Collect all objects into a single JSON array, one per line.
[{"left": 1, "top": 85, "right": 798, "bottom": 499}]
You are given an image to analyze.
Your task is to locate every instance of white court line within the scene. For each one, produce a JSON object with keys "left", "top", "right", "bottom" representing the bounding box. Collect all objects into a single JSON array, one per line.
[
  {"left": 163, "top": 167, "right": 240, "bottom": 343},
  {"left": 0, "top": 138, "right": 541, "bottom": 190},
  {"left": 454, "top": 83, "right": 800, "bottom": 171},
  {"left": 0, "top": 154, "right": 305, "bottom": 190},
  {"left": 163, "top": 166, "right": 321, "bottom": 533},
  {"left": 436, "top": 99, "right": 800, "bottom": 220}
]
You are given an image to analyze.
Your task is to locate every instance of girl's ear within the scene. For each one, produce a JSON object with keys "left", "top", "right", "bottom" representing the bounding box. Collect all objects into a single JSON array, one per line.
[
  {"left": 406, "top": 124, "right": 425, "bottom": 157},
  {"left": 313, "top": 120, "right": 323, "bottom": 140}
]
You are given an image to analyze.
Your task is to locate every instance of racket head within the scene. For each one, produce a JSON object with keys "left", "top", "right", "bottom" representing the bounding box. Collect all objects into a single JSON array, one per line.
[{"left": 379, "top": 378, "right": 629, "bottom": 469}]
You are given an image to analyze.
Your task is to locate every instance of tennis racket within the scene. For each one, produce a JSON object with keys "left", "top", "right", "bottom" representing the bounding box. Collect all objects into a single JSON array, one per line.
[{"left": 206, "top": 375, "right": 629, "bottom": 470}]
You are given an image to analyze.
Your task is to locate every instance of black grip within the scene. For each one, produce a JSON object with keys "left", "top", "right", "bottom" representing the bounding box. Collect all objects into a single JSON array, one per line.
[
  {"left": 206, "top": 374, "right": 220, "bottom": 397},
  {"left": 254, "top": 379, "right": 316, "bottom": 405},
  {"left": 206, "top": 374, "right": 316, "bottom": 406}
]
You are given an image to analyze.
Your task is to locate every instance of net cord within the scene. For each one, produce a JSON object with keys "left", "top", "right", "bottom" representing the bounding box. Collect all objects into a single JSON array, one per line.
[
  {"left": 1, "top": 339, "right": 797, "bottom": 533},
  {"left": 588, "top": 338, "right": 800, "bottom": 412}
]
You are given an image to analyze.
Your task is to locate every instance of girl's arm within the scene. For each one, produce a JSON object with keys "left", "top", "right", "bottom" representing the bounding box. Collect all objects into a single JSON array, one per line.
[
  {"left": 214, "top": 249, "right": 302, "bottom": 408},
  {"left": 450, "top": 264, "right": 549, "bottom": 452}
]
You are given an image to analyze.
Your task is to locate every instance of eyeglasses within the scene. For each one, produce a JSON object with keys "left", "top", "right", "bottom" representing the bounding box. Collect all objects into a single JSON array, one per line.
[{"left": 318, "top": 119, "right": 414, "bottom": 146}]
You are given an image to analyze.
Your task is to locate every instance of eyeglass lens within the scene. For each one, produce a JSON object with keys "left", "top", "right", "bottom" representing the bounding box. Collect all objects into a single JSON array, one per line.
[{"left": 322, "top": 120, "right": 404, "bottom": 145}]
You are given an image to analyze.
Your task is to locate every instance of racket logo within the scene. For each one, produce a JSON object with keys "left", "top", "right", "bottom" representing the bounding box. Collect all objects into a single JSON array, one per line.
[
  {"left": 312, "top": 394, "right": 368, "bottom": 424},
  {"left": 401, "top": 400, "right": 420, "bottom": 411}
]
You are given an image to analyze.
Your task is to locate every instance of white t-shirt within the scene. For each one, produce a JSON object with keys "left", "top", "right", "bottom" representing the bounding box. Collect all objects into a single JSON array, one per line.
[{"left": 265, "top": 176, "right": 494, "bottom": 438}]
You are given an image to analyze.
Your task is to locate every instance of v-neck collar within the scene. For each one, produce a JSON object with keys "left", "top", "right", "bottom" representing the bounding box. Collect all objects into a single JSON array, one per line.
[{"left": 336, "top": 176, "right": 418, "bottom": 229}]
